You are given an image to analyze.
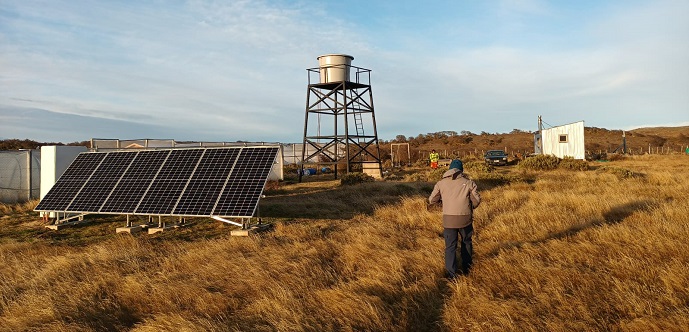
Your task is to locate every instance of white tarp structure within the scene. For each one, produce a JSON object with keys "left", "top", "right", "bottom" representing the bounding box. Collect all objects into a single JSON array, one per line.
[
  {"left": 40, "top": 146, "right": 88, "bottom": 200},
  {"left": 0, "top": 150, "right": 40, "bottom": 203},
  {"left": 541, "top": 121, "right": 585, "bottom": 160}
]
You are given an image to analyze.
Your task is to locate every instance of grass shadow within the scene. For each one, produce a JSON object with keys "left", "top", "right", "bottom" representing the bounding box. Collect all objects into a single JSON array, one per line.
[
  {"left": 482, "top": 199, "right": 657, "bottom": 259},
  {"left": 260, "top": 181, "right": 433, "bottom": 219}
]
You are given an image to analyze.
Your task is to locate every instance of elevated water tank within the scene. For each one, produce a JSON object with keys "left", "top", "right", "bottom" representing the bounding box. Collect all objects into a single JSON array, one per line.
[{"left": 318, "top": 54, "right": 353, "bottom": 83}]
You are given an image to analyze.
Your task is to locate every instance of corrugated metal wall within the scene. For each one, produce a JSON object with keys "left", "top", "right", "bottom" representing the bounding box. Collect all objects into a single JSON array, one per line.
[{"left": 542, "top": 121, "right": 585, "bottom": 159}]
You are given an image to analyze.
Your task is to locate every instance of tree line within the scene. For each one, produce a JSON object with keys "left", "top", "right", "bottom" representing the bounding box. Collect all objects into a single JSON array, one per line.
[{"left": 0, "top": 139, "right": 90, "bottom": 151}]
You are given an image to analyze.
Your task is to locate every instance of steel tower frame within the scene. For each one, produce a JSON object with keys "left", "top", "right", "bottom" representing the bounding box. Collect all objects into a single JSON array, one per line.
[{"left": 299, "top": 64, "right": 382, "bottom": 181}]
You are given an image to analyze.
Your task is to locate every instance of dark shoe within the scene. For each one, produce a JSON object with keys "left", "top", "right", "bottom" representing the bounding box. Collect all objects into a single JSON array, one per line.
[{"left": 446, "top": 272, "right": 460, "bottom": 281}]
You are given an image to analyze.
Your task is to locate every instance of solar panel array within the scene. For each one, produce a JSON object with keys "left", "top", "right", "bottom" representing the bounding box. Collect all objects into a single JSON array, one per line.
[{"left": 35, "top": 146, "right": 279, "bottom": 218}]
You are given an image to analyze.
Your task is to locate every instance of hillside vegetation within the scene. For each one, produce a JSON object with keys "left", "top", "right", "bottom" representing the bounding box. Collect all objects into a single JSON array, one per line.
[
  {"left": 3, "top": 126, "right": 687, "bottom": 160},
  {"left": 0, "top": 154, "right": 688, "bottom": 331},
  {"left": 380, "top": 126, "right": 689, "bottom": 162}
]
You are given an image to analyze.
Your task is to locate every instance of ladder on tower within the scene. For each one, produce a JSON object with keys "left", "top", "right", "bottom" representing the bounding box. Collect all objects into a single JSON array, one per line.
[
  {"left": 353, "top": 111, "right": 366, "bottom": 162},
  {"left": 354, "top": 112, "right": 365, "bottom": 139}
]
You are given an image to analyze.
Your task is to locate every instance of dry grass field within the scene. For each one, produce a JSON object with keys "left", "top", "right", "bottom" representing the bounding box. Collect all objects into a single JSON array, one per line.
[{"left": 0, "top": 154, "right": 688, "bottom": 331}]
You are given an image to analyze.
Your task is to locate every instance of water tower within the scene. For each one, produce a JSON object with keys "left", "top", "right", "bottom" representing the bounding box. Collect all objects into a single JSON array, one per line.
[{"left": 299, "top": 54, "right": 382, "bottom": 181}]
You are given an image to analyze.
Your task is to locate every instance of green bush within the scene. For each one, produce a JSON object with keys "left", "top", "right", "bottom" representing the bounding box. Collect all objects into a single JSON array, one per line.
[
  {"left": 518, "top": 154, "right": 560, "bottom": 171},
  {"left": 340, "top": 172, "right": 375, "bottom": 185},
  {"left": 427, "top": 168, "right": 446, "bottom": 182},
  {"left": 558, "top": 157, "right": 589, "bottom": 171},
  {"left": 464, "top": 161, "right": 494, "bottom": 174}
]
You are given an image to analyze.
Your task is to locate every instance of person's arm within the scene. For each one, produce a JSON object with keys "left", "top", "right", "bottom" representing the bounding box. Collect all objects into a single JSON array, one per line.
[
  {"left": 469, "top": 181, "right": 481, "bottom": 208},
  {"left": 429, "top": 183, "right": 441, "bottom": 204}
]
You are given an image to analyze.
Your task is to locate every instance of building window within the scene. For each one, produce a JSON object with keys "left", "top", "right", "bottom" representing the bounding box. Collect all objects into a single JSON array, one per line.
[{"left": 559, "top": 134, "right": 568, "bottom": 143}]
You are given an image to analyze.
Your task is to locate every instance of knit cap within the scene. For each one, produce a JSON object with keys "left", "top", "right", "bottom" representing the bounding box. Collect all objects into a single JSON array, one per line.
[{"left": 449, "top": 159, "right": 463, "bottom": 172}]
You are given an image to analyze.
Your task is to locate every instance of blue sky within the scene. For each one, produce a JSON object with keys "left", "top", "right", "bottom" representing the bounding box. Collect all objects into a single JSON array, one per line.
[{"left": 1, "top": 0, "right": 687, "bottom": 143}]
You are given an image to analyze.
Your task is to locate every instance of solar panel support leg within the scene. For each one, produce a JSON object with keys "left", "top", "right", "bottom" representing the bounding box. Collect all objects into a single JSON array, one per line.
[
  {"left": 45, "top": 213, "right": 89, "bottom": 230},
  {"left": 116, "top": 215, "right": 145, "bottom": 234},
  {"left": 147, "top": 216, "right": 179, "bottom": 234}
]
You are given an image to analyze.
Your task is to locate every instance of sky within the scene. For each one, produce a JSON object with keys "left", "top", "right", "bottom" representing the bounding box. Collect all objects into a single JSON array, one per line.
[{"left": 1, "top": 0, "right": 688, "bottom": 143}]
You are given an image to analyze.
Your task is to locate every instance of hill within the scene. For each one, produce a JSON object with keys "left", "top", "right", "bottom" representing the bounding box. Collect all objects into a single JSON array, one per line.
[
  {"left": 380, "top": 126, "right": 689, "bottom": 161},
  {"left": 2, "top": 126, "right": 687, "bottom": 160}
]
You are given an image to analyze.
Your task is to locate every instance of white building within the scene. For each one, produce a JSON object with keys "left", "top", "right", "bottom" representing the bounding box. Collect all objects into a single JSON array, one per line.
[{"left": 537, "top": 121, "right": 585, "bottom": 160}]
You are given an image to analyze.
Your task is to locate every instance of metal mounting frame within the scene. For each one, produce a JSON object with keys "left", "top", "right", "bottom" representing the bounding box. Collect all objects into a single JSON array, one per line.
[{"left": 299, "top": 72, "right": 382, "bottom": 181}]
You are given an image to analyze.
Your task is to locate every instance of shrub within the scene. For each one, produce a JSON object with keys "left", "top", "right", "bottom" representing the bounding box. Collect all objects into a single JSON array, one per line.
[
  {"left": 403, "top": 172, "right": 426, "bottom": 182},
  {"left": 587, "top": 152, "right": 606, "bottom": 161},
  {"left": 402, "top": 168, "right": 447, "bottom": 182},
  {"left": 427, "top": 168, "right": 446, "bottom": 182},
  {"left": 464, "top": 161, "right": 494, "bottom": 174},
  {"left": 518, "top": 154, "right": 560, "bottom": 171},
  {"left": 340, "top": 172, "right": 375, "bottom": 185},
  {"left": 558, "top": 157, "right": 589, "bottom": 171}
]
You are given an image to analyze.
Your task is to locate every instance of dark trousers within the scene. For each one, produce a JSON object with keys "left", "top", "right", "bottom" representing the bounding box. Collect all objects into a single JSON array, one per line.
[{"left": 444, "top": 224, "right": 473, "bottom": 277}]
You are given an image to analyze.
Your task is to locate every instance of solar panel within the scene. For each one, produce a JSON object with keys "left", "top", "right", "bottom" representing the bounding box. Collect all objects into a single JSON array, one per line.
[
  {"left": 99, "top": 150, "right": 170, "bottom": 213},
  {"left": 35, "top": 146, "right": 279, "bottom": 219},
  {"left": 135, "top": 149, "right": 204, "bottom": 215},
  {"left": 66, "top": 151, "right": 138, "bottom": 212},
  {"left": 172, "top": 148, "right": 239, "bottom": 216},
  {"left": 34, "top": 153, "right": 108, "bottom": 211},
  {"left": 213, "top": 147, "right": 279, "bottom": 217}
]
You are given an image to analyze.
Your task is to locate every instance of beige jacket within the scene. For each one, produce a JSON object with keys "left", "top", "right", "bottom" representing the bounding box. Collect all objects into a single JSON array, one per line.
[{"left": 428, "top": 169, "right": 481, "bottom": 228}]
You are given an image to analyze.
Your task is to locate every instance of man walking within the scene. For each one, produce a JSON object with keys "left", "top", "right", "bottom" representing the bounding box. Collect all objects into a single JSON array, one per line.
[{"left": 428, "top": 159, "right": 481, "bottom": 279}]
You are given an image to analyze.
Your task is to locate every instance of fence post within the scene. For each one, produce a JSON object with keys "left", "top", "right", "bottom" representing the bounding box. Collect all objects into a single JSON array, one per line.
[{"left": 27, "top": 150, "right": 32, "bottom": 201}]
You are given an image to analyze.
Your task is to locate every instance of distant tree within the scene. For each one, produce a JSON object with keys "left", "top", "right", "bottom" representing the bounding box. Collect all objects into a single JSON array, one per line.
[
  {"left": 0, "top": 139, "right": 40, "bottom": 150},
  {"left": 394, "top": 135, "right": 407, "bottom": 142},
  {"left": 438, "top": 130, "right": 458, "bottom": 137},
  {"left": 0, "top": 139, "right": 87, "bottom": 150},
  {"left": 460, "top": 130, "right": 476, "bottom": 136},
  {"left": 67, "top": 141, "right": 91, "bottom": 147},
  {"left": 510, "top": 129, "right": 528, "bottom": 134}
]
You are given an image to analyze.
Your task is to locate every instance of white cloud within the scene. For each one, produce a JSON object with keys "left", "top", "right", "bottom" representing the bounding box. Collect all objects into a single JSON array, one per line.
[{"left": 1, "top": 0, "right": 687, "bottom": 142}]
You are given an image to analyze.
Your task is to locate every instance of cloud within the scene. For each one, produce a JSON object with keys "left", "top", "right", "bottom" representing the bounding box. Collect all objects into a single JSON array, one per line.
[
  {"left": 1, "top": 0, "right": 687, "bottom": 142},
  {"left": 0, "top": 106, "right": 171, "bottom": 142}
]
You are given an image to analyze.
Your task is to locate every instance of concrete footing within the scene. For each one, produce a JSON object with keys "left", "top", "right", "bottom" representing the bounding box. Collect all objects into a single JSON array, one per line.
[
  {"left": 116, "top": 226, "right": 144, "bottom": 234},
  {"left": 45, "top": 219, "right": 87, "bottom": 230},
  {"left": 230, "top": 223, "right": 272, "bottom": 237},
  {"left": 147, "top": 224, "right": 181, "bottom": 234}
]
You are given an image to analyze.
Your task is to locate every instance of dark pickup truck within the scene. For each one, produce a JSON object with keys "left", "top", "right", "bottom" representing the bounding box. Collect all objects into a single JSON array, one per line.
[{"left": 484, "top": 150, "right": 508, "bottom": 166}]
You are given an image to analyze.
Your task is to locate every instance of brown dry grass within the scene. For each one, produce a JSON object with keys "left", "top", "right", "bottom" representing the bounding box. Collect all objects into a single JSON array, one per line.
[{"left": 1, "top": 155, "right": 688, "bottom": 331}]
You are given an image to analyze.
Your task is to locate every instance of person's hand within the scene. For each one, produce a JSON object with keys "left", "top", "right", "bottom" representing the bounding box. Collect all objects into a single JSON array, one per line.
[{"left": 427, "top": 201, "right": 442, "bottom": 211}]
